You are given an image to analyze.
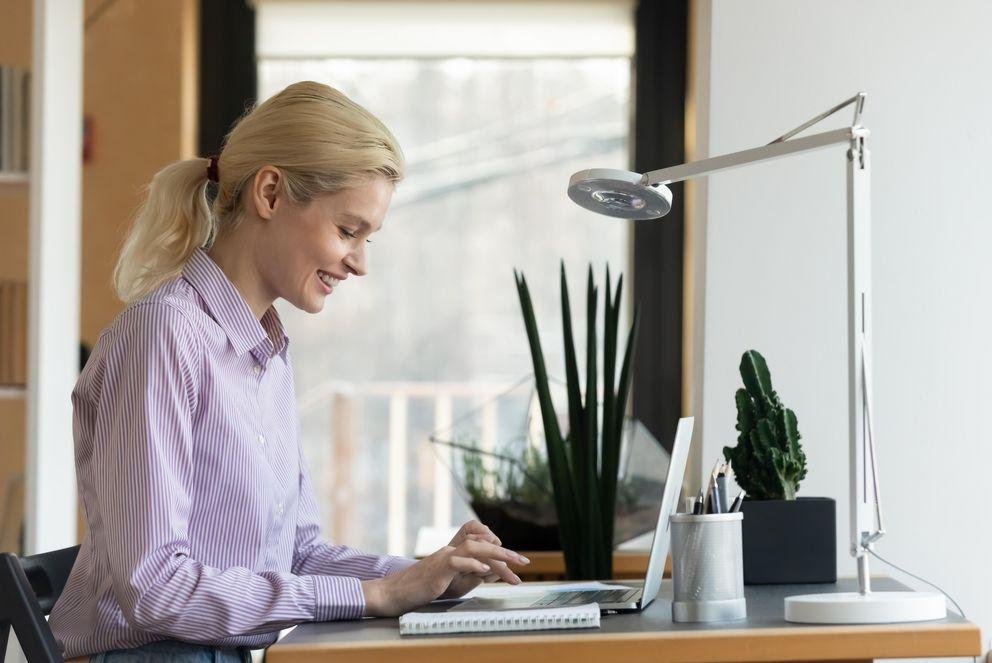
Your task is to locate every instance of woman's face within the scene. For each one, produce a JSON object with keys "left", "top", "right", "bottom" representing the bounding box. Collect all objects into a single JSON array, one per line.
[{"left": 258, "top": 174, "right": 394, "bottom": 314}]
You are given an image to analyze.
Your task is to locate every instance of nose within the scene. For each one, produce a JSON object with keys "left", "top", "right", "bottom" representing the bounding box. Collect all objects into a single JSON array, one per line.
[{"left": 343, "top": 244, "right": 368, "bottom": 277}]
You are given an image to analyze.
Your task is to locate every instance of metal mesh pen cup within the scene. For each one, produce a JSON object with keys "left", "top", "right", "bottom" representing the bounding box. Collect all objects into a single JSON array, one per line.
[{"left": 670, "top": 512, "right": 746, "bottom": 622}]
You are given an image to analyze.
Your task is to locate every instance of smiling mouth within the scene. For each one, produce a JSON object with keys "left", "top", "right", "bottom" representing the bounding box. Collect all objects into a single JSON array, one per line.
[{"left": 317, "top": 270, "right": 341, "bottom": 289}]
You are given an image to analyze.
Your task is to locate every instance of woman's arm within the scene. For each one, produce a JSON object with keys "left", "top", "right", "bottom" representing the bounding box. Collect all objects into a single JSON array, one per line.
[
  {"left": 91, "top": 302, "right": 365, "bottom": 641},
  {"left": 289, "top": 431, "right": 530, "bottom": 616},
  {"left": 290, "top": 442, "right": 415, "bottom": 578}
]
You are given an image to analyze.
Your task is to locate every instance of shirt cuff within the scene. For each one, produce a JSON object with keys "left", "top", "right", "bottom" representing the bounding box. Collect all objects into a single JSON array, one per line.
[
  {"left": 311, "top": 575, "right": 365, "bottom": 621},
  {"left": 382, "top": 555, "right": 416, "bottom": 577}
]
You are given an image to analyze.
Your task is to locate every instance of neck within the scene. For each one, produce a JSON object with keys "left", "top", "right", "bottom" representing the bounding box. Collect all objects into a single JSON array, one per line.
[{"left": 207, "top": 232, "right": 273, "bottom": 321}]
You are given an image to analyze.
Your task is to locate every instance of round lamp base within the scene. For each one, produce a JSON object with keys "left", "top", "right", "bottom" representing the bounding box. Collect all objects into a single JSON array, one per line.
[{"left": 784, "top": 591, "right": 946, "bottom": 624}]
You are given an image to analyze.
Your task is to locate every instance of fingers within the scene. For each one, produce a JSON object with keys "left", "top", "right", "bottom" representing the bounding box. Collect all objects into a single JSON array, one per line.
[
  {"left": 464, "top": 536, "right": 522, "bottom": 584},
  {"left": 457, "top": 520, "right": 502, "bottom": 546},
  {"left": 448, "top": 555, "right": 492, "bottom": 576},
  {"left": 465, "top": 532, "right": 505, "bottom": 547},
  {"left": 456, "top": 538, "right": 529, "bottom": 566},
  {"left": 453, "top": 539, "right": 527, "bottom": 584},
  {"left": 481, "top": 557, "right": 521, "bottom": 584},
  {"left": 448, "top": 555, "right": 520, "bottom": 585},
  {"left": 444, "top": 526, "right": 529, "bottom": 585}
]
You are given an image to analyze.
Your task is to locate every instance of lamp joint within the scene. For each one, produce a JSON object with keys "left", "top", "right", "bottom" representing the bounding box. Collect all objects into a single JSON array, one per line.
[{"left": 849, "top": 135, "right": 869, "bottom": 170}]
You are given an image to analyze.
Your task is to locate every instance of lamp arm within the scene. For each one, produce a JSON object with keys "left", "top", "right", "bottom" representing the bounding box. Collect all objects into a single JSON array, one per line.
[
  {"left": 767, "top": 92, "right": 866, "bottom": 145},
  {"left": 641, "top": 92, "right": 868, "bottom": 188},
  {"left": 641, "top": 127, "right": 866, "bottom": 187}
]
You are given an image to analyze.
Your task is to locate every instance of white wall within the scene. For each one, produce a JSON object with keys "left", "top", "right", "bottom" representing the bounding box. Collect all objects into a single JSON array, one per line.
[{"left": 692, "top": 0, "right": 991, "bottom": 657}]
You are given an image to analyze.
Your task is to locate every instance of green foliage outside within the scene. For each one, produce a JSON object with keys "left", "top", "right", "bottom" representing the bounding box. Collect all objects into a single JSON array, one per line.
[
  {"left": 460, "top": 435, "right": 640, "bottom": 510},
  {"left": 461, "top": 440, "right": 553, "bottom": 506}
]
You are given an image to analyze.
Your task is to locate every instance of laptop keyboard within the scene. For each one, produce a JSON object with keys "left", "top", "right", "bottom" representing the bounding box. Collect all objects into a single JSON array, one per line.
[{"left": 532, "top": 588, "right": 640, "bottom": 607}]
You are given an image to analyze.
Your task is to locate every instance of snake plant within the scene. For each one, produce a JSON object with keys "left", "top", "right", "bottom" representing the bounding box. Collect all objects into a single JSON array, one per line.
[{"left": 514, "top": 262, "right": 640, "bottom": 579}]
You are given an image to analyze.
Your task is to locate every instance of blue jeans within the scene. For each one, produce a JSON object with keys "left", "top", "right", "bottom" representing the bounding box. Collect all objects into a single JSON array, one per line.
[{"left": 89, "top": 640, "right": 252, "bottom": 662}]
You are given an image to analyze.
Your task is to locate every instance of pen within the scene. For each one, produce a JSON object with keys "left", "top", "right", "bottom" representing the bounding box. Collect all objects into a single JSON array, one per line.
[
  {"left": 693, "top": 489, "right": 704, "bottom": 515},
  {"left": 729, "top": 490, "right": 746, "bottom": 512},
  {"left": 704, "top": 458, "right": 721, "bottom": 514},
  {"left": 716, "top": 471, "right": 729, "bottom": 513},
  {"left": 710, "top": 483, "right": 723, "bottom": 514}
]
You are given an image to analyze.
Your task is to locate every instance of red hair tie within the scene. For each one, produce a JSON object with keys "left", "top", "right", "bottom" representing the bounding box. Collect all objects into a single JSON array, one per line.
[{"left": 206, "top": 155, "right": 220, "bottom": 183}]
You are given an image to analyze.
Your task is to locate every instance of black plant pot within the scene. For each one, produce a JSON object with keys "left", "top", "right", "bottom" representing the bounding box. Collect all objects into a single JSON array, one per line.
[
  {"left": 740, "top": 497, "right": 836, "bottom": 584},
  {"left": 470, "top": 499, "right": 561, "bottom": 551}
]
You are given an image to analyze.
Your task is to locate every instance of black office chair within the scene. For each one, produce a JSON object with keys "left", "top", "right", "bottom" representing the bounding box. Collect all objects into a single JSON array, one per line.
[{"left": 0, "top": 545, "right": 79, "bottom": 663}]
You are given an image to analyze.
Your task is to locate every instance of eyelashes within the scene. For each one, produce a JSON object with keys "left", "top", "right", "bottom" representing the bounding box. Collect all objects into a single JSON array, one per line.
[{"left": 339, "top": 228, "right": 372, "bottom": 244}]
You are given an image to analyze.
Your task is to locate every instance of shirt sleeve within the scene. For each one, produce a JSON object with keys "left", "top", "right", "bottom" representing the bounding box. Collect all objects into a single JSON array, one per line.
[
  {"left": 90, "top": 302, "right": 364, "bottom": 643},
  {"left": 292, "top": 438, "right": 416, "bottom": 579}
]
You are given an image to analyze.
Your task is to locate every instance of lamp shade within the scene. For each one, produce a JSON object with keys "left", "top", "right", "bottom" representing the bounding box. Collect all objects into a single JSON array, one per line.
[{"left": 567, "top": 168, "right": 672, "bottom": 220}]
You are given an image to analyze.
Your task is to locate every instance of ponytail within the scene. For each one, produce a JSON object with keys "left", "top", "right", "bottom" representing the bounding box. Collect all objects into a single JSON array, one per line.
[{"left": 113, "top": 158, "right": 215, "bottom": 303}]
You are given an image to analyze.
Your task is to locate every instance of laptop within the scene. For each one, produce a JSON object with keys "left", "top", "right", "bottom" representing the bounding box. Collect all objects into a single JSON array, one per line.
[{"left": 455, "top": 416, "right": 694, "bottom": 614}]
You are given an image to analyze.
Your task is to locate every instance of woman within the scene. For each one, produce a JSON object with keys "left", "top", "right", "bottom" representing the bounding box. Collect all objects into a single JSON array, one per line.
[{"left": 49, "top": 81, "right": 528, "bottom": 661}]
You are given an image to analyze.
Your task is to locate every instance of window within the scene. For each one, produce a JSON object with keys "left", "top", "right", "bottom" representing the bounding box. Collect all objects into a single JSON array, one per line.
[{"left": 257, "top": 1, "right": 634, "bottom": 554}]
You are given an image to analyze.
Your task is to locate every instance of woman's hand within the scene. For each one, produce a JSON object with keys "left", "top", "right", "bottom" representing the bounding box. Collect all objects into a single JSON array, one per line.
[
  {"left": 441, "top": 520, "right": 524, "bottom": 598},
  {"left": 361, "top": 520, "right": 529, "bottom": 617}
]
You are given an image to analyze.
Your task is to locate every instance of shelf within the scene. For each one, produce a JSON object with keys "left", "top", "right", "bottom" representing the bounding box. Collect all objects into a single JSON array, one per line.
[
  {"left": 0, "top": 386, "right": 27, "bottom": 399},
  {"left": 0, "top": 171, "right": 29, "bottom": 186}
]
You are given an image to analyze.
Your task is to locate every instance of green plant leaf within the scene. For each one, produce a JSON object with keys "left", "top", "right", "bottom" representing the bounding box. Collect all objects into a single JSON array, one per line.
[
  {"left": 514, "top": 270, "right": 580, "bottom": 571},
  {"left": 613, "top": 305, "right": 640, "bottom": 446},
  {"left": 599, "top": 269, "right": 620, "bottom": 548},
  {"left": 582, "top": 265, "right": 600, "bottom": 574},
  {"left": 560, "top": 261, "right": 585, "bottom": 497}
]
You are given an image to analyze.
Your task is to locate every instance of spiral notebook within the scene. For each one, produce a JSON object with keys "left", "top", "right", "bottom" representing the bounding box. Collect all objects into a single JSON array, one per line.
[{"left": 399, "top": 600, "right": 600, "bottom": 635}]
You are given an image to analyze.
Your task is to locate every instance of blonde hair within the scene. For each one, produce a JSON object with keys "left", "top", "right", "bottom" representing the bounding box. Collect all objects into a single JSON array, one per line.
[{"left": 113, "top": 81, "right": 404, "bottom": 303}]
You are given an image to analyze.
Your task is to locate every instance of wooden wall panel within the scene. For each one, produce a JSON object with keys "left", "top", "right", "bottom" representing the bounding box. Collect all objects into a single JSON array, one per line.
[
  {"left": 0, "top": 0, "right": 32, "bottom": 282},
  {"left": 0, "top": 0, "right": 198, "bottom": 550},
  {"left": 0, "top": 0, "right": 32, "bottom": 553},
  {"left": 81, "top": 0, "right": 199, "bottom": 346},
  {"left": 0, "top": 399, "right": 26, "bottom": 552}
]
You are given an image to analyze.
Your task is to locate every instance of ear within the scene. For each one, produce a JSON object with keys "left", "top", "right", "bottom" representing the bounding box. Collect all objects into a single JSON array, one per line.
[{"left": 251, "top": 166, "right": 282, "bottom": 220}]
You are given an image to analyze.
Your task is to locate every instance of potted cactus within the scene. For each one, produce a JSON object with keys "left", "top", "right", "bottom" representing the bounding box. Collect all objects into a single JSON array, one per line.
[{"left": 723, "top": 350, "right": 836, "bottom": 584}]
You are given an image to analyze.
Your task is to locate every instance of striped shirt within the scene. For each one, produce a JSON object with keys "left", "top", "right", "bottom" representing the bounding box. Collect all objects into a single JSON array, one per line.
[{"left": 49, "top": 248, "right": 412, "bottom": 658}]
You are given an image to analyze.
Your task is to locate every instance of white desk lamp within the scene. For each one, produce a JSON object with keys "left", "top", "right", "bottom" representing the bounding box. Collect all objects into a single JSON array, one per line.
[{"left": 568, "top": 93, "right": 946, "bottom": 624}]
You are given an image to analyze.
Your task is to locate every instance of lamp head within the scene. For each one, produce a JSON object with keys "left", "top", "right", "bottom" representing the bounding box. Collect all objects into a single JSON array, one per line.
[{"left": 567, "top": 168, "right": 672, "bottom": 220}]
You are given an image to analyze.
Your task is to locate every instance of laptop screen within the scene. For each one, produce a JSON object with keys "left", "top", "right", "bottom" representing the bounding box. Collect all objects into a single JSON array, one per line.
[{"left": 640, "top": 416, "right": 694, "bottom": 607}]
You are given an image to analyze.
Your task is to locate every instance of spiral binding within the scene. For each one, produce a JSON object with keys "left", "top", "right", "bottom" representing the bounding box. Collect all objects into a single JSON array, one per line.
[{"left": 400, "top": 604, "right": 601, "bottom": 635}]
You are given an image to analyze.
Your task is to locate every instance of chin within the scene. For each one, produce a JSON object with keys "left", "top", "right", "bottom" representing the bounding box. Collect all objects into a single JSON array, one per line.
[
  {"left": 286, "top": 294, "right": 325, "bottom": 314},
  {"left": 304, "top": 299, "right": 326, "bottom": 314}
]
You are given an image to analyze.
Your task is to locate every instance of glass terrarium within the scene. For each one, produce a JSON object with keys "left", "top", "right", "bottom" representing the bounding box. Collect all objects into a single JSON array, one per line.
[{"left": 429, "top": 377, "right": 670, "bottom": 550}]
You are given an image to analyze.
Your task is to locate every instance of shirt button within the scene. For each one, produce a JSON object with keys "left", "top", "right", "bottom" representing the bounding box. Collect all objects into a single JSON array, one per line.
[
  {"left": 252, "top": 364, "right": 262, "bottom": 375},
  {"left": 276, "top": 503, "right": 284, "bottom": 515},
  {"left": 258, "top": 434, "right": 266, "bottom": 445}
]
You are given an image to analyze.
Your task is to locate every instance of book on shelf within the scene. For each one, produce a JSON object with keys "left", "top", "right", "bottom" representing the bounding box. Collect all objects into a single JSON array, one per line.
[
  {"left": 0, "top": 281, "right": 27, "bottom": 386},
  {"left": 0, "top": 64, "right": 31, "bottom": 173},
  {"left": 399, "top": 599, "right": 600, "bottom": 636}
]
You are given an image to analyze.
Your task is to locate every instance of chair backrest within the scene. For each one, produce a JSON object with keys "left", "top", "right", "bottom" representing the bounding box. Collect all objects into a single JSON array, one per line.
[{"left": 1, "top": 545, "right": 80, "bottom": 663}]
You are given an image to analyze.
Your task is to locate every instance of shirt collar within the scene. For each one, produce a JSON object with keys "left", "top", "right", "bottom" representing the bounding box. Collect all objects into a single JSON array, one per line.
[{"left": 183, "top": 248, "right": 289, "bottom": 359}]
